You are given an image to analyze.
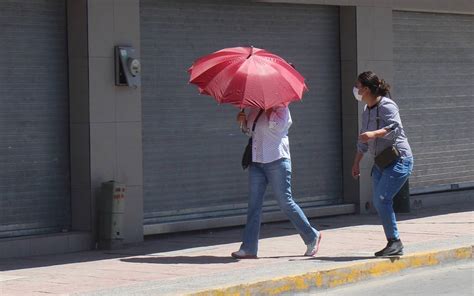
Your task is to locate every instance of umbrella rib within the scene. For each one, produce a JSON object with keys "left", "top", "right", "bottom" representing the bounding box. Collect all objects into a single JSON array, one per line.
[
  {"left": 266, "top": 61, "right": 306, "bottom": 98},
  {"left": 198, "top": 58, "right": 245, "bottom": 96},
  {"left": 255, "top": 61, "right": 269, "bottom": 110},
  {"left": 189, "top": 54, "right": 243, "bottom": 82},
  {"left": 222, "top": 61, "right": 250, "bottom": 108},
  {"left": 239, "top": 57, "right": 267, "bottom": 110}
]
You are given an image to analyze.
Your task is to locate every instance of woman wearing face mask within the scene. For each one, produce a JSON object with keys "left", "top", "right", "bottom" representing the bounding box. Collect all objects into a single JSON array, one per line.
[{"left": 352, "top": 71, "right": 413, "bottom": 257}]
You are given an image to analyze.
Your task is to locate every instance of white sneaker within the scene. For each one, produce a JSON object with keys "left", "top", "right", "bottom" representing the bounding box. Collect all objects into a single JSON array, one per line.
[
  {"left": 231, "top": 249, "right": 257, "bottom": 259},
  {"left": 304, "top": 232, "right": 322, "bottom": 256}
]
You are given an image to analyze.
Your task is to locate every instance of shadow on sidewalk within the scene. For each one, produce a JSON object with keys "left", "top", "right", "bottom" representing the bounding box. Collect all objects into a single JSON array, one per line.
[
  {"left": 312, "top": 256, "right": 375, "bottom": 262},
  {"left": 119, "top": 255, "right": 376, "bottom": 264},
  {"left": 121, "top": 255, "right": 238, "bottom": 264},
  {"left": 1, "top": 198, "right": 471, "bottom": 271}
]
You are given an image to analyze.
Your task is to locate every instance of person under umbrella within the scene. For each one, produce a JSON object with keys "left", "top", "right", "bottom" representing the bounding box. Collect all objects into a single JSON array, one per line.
[
  {"left": 232, "top": 103, "right": 321, "bottom": 259},
  {"left": 188, "top": 47, "right": 322, "bottom": 259}
]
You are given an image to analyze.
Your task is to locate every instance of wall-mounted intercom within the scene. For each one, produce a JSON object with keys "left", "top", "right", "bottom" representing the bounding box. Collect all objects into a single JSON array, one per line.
[{"left": 115, "top": 46, "right": 141, "bottom": 88}]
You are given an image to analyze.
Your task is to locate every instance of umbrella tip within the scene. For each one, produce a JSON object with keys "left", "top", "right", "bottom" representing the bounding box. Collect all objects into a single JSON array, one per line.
[{"left": 246, "top": 46, "right": 254, "bottom": 59}]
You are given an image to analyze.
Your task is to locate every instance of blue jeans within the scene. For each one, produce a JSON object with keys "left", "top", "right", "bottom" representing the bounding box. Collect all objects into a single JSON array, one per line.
[
  {"left": 240, "top": 158, "right": 318, "bottom": 255},
  {"left": 372, "top": 157, "right": 414, "bottom": 240}
]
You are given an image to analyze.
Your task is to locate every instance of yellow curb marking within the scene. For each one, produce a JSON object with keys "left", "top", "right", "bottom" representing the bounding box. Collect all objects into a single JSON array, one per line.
[{"left": 189, "top": 246, "right": 472, "bottom": 296}]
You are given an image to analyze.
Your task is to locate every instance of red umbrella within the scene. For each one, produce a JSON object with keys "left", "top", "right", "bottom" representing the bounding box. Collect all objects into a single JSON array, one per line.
[{"left": 188, "top": 47, "right": 308, "bottom": 110}]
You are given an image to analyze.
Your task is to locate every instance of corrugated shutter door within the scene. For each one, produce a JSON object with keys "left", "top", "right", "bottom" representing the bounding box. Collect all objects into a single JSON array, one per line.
[
  {"left": 141, "top": 0, "right": 342, "bottom": 226},
  {"left": 393, "top": 11, "right": 474, "bottom": 194},
  {"left": 0, "top": 0, "right": 70, "bottom": 237}
]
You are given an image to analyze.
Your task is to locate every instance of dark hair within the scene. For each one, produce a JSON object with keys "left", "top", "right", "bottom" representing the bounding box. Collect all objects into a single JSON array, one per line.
[{"left": 357, "top": 71, "right": 391, "bottom": 97}]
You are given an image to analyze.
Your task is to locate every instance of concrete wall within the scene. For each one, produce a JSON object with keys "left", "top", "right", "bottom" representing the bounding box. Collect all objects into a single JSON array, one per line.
[
  {"left": 68, "top": 0, "right": 91, "bottom": 236},
  {"left": 68, "top": 0, "right": 144, "bottom": 248},
  {"left": 392, "top": 0, "right": 474, "bottom": 14},
  {"left": 356, "top": 5, "right": 394, "bottom": 214},
  {"left": 257, "top": 0, "right": 474, "bottom": 14},
  {"left": 339, "top": 7, "right": 360, "bottom": 209},
  {"left": 339, "top": 4, "right": 393, "bottom": 214}
]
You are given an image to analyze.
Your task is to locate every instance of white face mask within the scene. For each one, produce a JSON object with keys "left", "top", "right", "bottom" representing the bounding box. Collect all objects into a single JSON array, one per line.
[{"left": 353, "top": 87, "right": 363, "bottom": 101}]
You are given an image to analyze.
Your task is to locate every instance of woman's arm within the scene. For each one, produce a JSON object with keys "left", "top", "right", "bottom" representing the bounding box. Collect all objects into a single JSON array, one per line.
[
  {"left": 354, "top": 124, "right": 368, "bottom": 178},
  {"left": 380, "top": 110, "right": 402, "bottom": 141},
  {"left": 359, "top": 128, "right": 389, "bottom": 142},
  {"left": 236, "top": 110, "right": 247, "bottom": 127},
  {"left": 357, "top": 126, "right": 370, "bottom": 150},
  {"left": 352, "top": 151, "right": 364, "bottom": 179},
  {"left": 268, "top": 107, "right": 291, "bottom": 132},
  {"left": 359, "top": 101, "right": 402, "bottom": 142}
]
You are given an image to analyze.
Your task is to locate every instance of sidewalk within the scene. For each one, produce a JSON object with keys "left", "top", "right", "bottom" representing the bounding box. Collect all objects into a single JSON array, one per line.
[{"left": 0, "top": 201, "right": 472, "bottom": 296}]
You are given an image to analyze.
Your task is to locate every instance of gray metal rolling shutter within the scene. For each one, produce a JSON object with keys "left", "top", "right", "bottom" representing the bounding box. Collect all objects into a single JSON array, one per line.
[
  {"left": 0, "top": 0, "right": 70, "bottom": 237},
  {"left": 393, "top": 11, "right": 474, "bottom": 194},
  {"left": 141, "top": 0, "right": 342, "bottom": 229}
]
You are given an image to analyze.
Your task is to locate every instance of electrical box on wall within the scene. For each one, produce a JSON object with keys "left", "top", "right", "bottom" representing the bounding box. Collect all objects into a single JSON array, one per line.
[{"left": 115, "top": 46, "right": 141, "bottom": 88}]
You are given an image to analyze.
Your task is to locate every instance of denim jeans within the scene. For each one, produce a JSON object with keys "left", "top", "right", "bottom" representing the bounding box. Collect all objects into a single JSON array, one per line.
[
  {"left": 372, "top": 157, "right": 414, "bottom": 240},
  {"left": 240, "top": 158, "right": 318, "bottom": 255}
]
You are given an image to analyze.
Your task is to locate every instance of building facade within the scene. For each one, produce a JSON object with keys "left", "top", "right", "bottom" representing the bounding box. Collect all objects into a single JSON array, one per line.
[{"left": 0, "top": 0, "right": 472, "bottom": 258}]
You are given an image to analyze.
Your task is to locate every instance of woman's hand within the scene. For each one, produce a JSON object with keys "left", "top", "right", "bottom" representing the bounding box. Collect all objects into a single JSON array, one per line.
[
  {"left": 351, "top": 163, "right": 360, "bottom": 179},
  {"left": 359, "top": 131, "right": 376, "bottom": 143},
  {"left": 236, "top": 110, "right": 247, "bottom": 127},
  {"left": 352, "top": 152, "right": 363, "bottom": 179},
  {"left": 265, "top": 108, "right": 273, "bottom": 118}
]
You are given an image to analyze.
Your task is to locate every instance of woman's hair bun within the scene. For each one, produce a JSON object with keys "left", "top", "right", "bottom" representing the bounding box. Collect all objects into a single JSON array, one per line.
[
  {"left": 358, "top": 71, "right": 390, "bottom": 97},
  {"left": 377, "top": 79, "right": 390, "bottom": 96}
]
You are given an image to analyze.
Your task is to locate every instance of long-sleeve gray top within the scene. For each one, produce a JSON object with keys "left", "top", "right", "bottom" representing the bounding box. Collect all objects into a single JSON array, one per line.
[{"left": 357, "top": 96, "right": 413, "bottom": 158}]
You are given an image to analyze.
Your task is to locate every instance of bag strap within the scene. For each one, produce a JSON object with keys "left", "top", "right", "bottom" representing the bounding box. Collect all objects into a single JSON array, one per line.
[
  {"left": 376, "top": 101, "right": 380, "bottom": 130},
  {"left": 367, "top": 99, "right": 382, "bottom": 155},
  {"left": 374, "top": 98, "right": 395, "bottom": 155},
  {"left": 251, "top": 109, "right": 264, "bottom": 132},
  {"left": 375, "top": 103, "right": 380, "bottom": 155}
]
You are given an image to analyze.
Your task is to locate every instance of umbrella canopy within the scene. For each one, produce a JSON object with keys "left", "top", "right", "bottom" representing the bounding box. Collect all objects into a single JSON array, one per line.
[{"left": 188, "top": 47, "right": 308, "bottom": 110}]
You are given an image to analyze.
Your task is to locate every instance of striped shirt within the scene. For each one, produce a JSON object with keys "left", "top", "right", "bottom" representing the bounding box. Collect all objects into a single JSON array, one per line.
[{"left": 245, "top": 107, "right": 292, "bottom": 163}]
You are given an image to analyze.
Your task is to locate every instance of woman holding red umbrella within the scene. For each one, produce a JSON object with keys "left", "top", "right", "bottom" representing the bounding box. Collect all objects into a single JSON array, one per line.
[
  {"left": 188, "top": 47, "right": 321, "bottom": 259},
  {"left": 231, "top": 106, "right": 322, "bottom": 259}
]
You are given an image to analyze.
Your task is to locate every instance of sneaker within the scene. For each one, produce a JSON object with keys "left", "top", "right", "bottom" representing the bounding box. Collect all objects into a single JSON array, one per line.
[
  {"left": 304, "top": 232, "right": 322, "bottom": 256},
  {"left": 375, "top": 238, "right": 404, "bottom": 257},
  {"left": 231, "top": 249, "right": 257, "bottom": 259}
]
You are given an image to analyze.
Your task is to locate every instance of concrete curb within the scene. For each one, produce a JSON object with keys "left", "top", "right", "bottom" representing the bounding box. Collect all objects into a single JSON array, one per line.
[{"left": 189, "top": 246, "right": 473, "bottom": 296}]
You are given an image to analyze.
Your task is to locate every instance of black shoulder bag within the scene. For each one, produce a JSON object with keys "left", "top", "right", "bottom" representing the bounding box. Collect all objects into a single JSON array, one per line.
[
  {"left": 373, "top": 103, "right": 400, "bottom": 168},
  {"left": 241, "top": 110, "right": 264, "bottom": 170}
]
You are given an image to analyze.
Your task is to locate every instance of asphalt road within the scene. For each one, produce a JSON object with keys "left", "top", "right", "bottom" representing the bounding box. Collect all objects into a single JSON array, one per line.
[{"left": 307, "top": 260, "right": 474, "bottom": 296}]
